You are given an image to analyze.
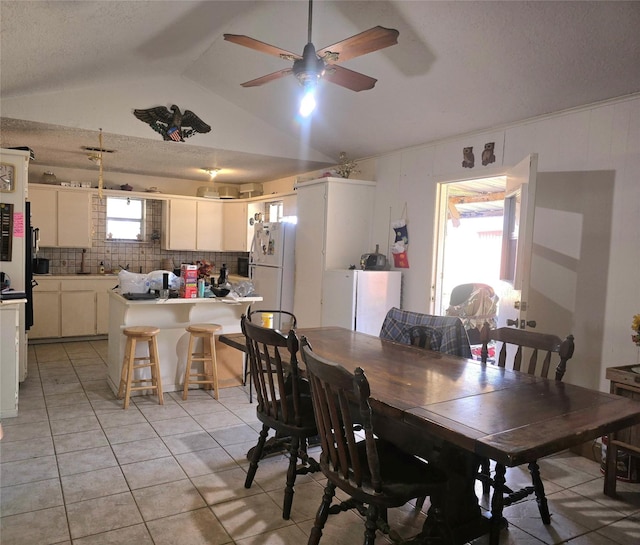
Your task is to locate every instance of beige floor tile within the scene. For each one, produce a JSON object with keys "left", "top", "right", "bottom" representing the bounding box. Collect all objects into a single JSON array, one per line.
[
  {"left": 96, "top": 407, "right": 147, "bottom": 428},
  {"left": 50, "top": 414, "right": 101, "bottom": 435},
  {"left": 0, "top": 455, "right": 58, "bottom": 487},
  {"left": 266, "top": 479, "right": 325, "bottom": 523},
  {"left": 192, "top": 467, "right": 264, "bottom": 505},
  {"left": 175, "top": 446, "right": 239, "bottom": 477},
  {"left": 223, "top": 438, "right": 262, "bottom": 465},
  {"left": 146, "top": 507, "right": 232, "bottom": 545},
  {"left": 161, "top": 430, "right": 221, "bottom": 455},
  {"left": 57, "top": 445, "right": 118, "bottom": 476},
  {"left": 0, "top": 478, "right": 63, "bottom": 516},
  {"left": 150, "top": 415, "right": 204, "bottom": 437},
  {"left": 0, "top": 420, "right": 51, "bottom": 442},
  {"left": 14, "top": 394, "right": 46, "bottom": 410},
  {"left": 135, "top": 400, "right": 190, "bottom": 421},
  {"left": 120, "top": 456, "right": 187, "bottom": 490},
  {"left": 569, "top": 477, "right": 640, "bottom": 516},
  {"left": 543, "top": 489, "right": 627, "bottom": 530},
  {"left": 0, "top": 436, "right": 55, "bottom": 462},
  {"left": 0, "top": 505, "right": 70, "bottom": 545},
  {"left": 111, "top": 437, "right": 172, "bottom": 464},
  {"left": 102, "top": 421, "right": 159, "bottom": 444},
  {"left": 468, "top": 525, "right": 547, "bottom": 544},
  {"left": 132, "top": 478, "right": 207, "bottom": 521},
  {"left": 0, "top": 407, "right": 49, "bottom": 426},
  {"left": 503, "top": 498, "right": 593, "bottom": 544},
  {"left": 235, "top": 524, "right": 309, "bottom": 545},
  {"left": 42, "top": 381, "right": 85, "bottom": 396},
  {"left": 72, "top": 523, "right": 155, "bottom": 545},
  {"left": 594, "top": 513, "right": 640, "bottom": 544},
  {"left": 61, "top": 465, "right": 129, "bottom": 504},
  {"left": 44, "top": 391, "right": 90, "bottom": 407},
  {"left": 211, "top": 492, "right": 294, "bottom": 540},
  {"left": 192, "top": 409, "right": 245, "bottom": 431},
  {"left": 66, "top": 491, "right": 143, "bottom": 539},
  {"left": 297, "top": 507, "right": 384, "bottom": 545},
  {"left": 250, "top": 454, "right": 315, "bottom": 492},
  {"left": 47, "top": 402, "right": 96, "bottom": 421},
  {"left": 177, "top": 398, "right": 230, "bottom": 416},
  {"left": 210, "top": 424, "right": 261, "bottom": 446},
  {"left": 53, "top": 428, "right": 109, "bottom": 454}
]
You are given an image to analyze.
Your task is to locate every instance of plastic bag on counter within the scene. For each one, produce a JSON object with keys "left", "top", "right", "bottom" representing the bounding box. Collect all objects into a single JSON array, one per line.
[
  {"left": 233, "top": 280, "right": 255, "bottom": 297},
  {"left": 146, "top": 270, "right": 181, "bottom": 291},
  {"left": 118, "top": 270, "right": 150, "bottom": 294}
]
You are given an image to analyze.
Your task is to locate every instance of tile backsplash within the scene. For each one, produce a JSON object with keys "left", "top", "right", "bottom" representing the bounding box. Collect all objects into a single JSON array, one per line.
[{"left": 37, "top": 197, "right": 248, "bottom": 276}]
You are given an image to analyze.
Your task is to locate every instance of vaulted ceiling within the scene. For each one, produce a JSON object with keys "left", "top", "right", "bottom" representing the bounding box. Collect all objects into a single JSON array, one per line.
[{"left": 1, "top": 1, "right": 639, "bottom": 185}]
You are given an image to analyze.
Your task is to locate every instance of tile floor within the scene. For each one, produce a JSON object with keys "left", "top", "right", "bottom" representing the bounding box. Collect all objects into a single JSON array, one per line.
[{"left": 1, "top": 340, "right": 639, "bottom": 545}]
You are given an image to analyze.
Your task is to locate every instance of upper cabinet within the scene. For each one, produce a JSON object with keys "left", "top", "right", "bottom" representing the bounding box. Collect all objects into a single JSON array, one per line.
[
  {"left": 162, "top": 198, "right": 223, "bottom": 251},
  {"left": 222, "top": 201, "right": 248, "bottom": 251},
  {"left": 29, "top": 185, "right": 93, "bottom": 248}
]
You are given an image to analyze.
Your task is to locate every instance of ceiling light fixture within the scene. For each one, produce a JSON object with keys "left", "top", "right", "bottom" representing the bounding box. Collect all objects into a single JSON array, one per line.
[{"left": 202, "top": 168, "right": 221, "bottom": 180}]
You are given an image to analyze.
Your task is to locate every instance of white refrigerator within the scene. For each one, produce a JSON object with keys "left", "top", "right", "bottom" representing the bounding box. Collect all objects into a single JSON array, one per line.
[
  {"left": 249, "top": 221, "right": 295, "bottom": 329},
  {"left": 322, "top": 270, "right": 402, "bottom": 336}
]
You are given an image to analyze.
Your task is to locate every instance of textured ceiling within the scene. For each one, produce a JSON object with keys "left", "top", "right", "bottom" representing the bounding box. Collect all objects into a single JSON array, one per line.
[{"left": 1, "top": 1, "right": 639, "bottom": 184}]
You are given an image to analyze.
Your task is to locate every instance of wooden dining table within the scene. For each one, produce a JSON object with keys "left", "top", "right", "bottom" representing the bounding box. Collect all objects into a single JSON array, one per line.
[{"left": 220, "top": 326, "right": 640, "bottom": 545}]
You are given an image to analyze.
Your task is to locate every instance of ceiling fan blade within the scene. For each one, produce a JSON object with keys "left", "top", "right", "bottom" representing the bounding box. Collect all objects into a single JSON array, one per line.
[
  {"left": 323, "top": 65, "right": 377, "bottom": 92},
  {"left": 224, "top": 34, "right": 301, "bottom": 61},
  {"left": 317, "top": 26, "right": 399, "bottom": 64},
  {"left": 240, "top": 68, "right": 293, "bottom": 88}
]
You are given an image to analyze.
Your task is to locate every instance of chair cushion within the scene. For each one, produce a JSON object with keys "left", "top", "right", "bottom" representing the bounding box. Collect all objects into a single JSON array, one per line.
[{"left": 379, "top": 307, "right": 472, "bottom": 358}]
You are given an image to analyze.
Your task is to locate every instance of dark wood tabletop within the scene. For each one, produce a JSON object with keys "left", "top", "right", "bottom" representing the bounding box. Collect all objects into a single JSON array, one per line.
[{"left": 220, "top": 326, "right": 640, "bottom": 544}]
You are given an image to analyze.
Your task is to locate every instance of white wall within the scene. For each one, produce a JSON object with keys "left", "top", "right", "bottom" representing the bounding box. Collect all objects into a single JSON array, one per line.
[{"left": 367, "top": 94, "right": 640, "bottom": 392}]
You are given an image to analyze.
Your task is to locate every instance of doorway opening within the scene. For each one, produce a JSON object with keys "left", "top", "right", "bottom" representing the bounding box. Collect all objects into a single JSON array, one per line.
[{"left": 433, "top": 175, "right": 507, "bottom": 317}]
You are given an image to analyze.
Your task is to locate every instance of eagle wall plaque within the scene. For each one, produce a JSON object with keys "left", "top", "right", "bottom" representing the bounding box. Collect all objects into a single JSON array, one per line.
[{"left": 133, "top": 105, "right": 211, "bottom": 141}]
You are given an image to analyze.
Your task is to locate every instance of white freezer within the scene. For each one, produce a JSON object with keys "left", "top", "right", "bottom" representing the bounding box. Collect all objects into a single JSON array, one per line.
[{"left": 322, "top": 270, "right": 402, "bottom": 336}]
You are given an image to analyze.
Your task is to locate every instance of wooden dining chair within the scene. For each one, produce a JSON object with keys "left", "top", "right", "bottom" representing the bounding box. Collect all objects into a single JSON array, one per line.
[
  {"left": 243, "top": 308, "right": 298, "bottom": 403},
  {"left": 407, "top": 324, "right": 444, "bottom": 351},
  {"left": 240, "top": 315, "right": 318, "bottom": 520},
  {"left": 478, "top": 323, "right": 575, "bottom": 526},
  {"left": 299, "top": 336, "right": 453, "bottom": 545}
]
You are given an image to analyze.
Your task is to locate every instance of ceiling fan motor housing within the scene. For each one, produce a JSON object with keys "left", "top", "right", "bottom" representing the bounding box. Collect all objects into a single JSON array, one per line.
[{"left": 293, "top": 42, "right": 325, "bottom": 86}]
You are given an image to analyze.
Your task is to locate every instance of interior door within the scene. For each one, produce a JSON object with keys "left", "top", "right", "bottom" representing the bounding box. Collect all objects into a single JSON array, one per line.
[{"left": 497, "top": 154, "right": 538, "bottom": 329}]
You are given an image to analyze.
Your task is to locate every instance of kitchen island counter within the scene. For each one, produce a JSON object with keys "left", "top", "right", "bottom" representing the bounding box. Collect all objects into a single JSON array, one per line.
[{"left": 107, "top": 291, "right": 262, "bottom": 395}]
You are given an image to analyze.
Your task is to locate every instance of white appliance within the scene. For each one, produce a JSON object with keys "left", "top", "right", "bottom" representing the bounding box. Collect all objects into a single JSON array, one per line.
[
  {"left": 322, "top": 270, "right": 402, "bottom": 336},
  {"left": 249, "top": 221, "right": 295, "bottom": 329}
]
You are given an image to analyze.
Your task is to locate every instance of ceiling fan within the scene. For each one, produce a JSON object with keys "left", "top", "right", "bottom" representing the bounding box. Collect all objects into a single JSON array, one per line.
[{"left": 224, "top": 0, "right": 399, "bottom": 93}]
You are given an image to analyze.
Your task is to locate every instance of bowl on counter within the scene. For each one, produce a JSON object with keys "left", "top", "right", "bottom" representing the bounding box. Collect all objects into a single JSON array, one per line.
[{"left": 211, "top": 287, "right": 230, "bottom": 297}]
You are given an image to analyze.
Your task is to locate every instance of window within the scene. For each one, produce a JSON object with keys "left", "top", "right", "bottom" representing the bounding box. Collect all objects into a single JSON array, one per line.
[{"left": 106, "top": 197, "right": 145, "bottom": 241}]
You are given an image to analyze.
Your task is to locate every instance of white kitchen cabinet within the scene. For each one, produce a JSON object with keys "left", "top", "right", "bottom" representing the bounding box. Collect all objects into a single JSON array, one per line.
[
  {"left": 1, "top": 302, "right": 22, "bottom": 417},
  {"left": 28, "top": 186, "right": 57, "bottom": 247},
  {"left": 30, "top": 278, "right": 60, "bottom": 339},
  {"left": 293, "top": 177, "right": 376, "bottom": 327},
  {"left": 61, "top": 290, "right": 96, "bottom": 337},
  {"left": 223, "top": 201, "right": 248, "bottom": 251},
  {"left": 28, "top": 185, "right": 92, "bottom": 248},
  {"left": 162, "top": 198, "right": 223, "bottom": 251},
  {"left": 196, "top": 200, "right": 223, "bottom": 251},
  {"left": 162, "top": 199, "right": 197, "bottom": 250},
  {"left": 30, "top": 276, "right": 117, "bottom": 339}
]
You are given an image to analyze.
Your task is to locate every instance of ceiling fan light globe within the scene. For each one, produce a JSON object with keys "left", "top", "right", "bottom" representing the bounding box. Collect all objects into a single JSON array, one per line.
[{"left": 299, "top": 90, "right": 317, "bottom": 117}]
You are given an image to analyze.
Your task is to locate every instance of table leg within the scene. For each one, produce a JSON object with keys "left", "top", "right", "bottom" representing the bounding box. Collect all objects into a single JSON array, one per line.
[
  {"left": 604, "top": 433, "right": 618, "bottom": 497},
  {"left": 489, "top": 463, "right": 507, "bottom": 545}
]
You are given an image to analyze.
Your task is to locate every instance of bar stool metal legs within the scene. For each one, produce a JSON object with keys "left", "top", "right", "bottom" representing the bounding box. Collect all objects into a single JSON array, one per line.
[
  {"left": 117, "top": 326, "right": 164, "bottom": 409},
  {"left": 183, "top": 323, "right": 222, "bottom": 400}
]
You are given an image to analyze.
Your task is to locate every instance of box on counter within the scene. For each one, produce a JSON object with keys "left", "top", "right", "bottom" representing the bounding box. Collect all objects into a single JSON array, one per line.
[{"left": 180, "top": 264, "right": 198, "bottom": 298}]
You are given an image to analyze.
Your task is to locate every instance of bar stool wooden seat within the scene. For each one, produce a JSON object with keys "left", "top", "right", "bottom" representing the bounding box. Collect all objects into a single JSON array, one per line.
[
  {"left": 183, "top": 323, "right": 222, "bottom": 400},
  {"left": 117, "top": 326, "right": 164, "bottom": 409}
]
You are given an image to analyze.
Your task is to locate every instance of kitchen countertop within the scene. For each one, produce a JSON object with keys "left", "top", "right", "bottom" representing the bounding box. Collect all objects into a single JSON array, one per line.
[{"left": 109, "top": 291, "right": 261, "bottom": 305}]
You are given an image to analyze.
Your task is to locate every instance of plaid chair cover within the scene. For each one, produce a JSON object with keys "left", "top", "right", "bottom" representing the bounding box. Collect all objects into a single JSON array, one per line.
[{"left": 379, "top": 307, "right": 472, "bottom": 358}]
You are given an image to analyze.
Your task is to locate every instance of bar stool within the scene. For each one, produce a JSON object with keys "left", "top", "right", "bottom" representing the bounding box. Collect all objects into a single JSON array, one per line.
[
  {"left": 117, "top": 326, "right": 164, "bottom": 409},
  {"left": 183, "top": 323, "right": 222, "bottom": 400}
]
